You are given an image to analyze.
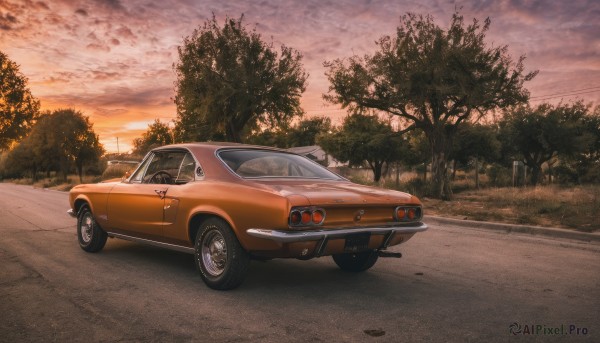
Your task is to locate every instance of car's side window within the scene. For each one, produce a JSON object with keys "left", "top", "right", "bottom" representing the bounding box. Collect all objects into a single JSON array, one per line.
[
  {"left": 175, "top": 152, "right": 196, "bottom": 184},
  {"left": 142, "top": 151, "right": 189, "bottom": 184},
  {"left": 129, "top": 153, "right": 154, "bottom": 183},
  {"left": 143, "top": 154, "right": 165, "bottom": 182}
]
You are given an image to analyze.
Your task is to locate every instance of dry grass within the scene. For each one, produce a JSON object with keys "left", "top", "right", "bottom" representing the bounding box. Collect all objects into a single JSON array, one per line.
[
  {"left": 5, "top": 174, "right": 102, "bottom": 191},
  {"left": 101, "top": 163, "right": 136, "bottom": 180},
  {"left": 3, "top": 164, "right": 138, "bottom": 191},
  {"left": 423, "top": 185, "right": 600, "bottom": 232}
]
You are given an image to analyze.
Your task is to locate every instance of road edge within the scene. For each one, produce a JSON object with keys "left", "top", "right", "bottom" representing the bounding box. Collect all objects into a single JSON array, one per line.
[{"left": 425, "top": 215, "right": 600, "bottom": 243}]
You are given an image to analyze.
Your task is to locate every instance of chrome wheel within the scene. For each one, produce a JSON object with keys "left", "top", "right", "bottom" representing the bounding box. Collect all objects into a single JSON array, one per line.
[
  {"left": 80, "top": 213, "right": 93, "bottom": 243},
  {"left": 201, "top": 228, "right": 227, "bottom": 276},
  {"left": 77, "top": 206, "right": 107, "bottom": 253},
  {"left": 194, "top": 218, "right": 250, "bottom": 290}
]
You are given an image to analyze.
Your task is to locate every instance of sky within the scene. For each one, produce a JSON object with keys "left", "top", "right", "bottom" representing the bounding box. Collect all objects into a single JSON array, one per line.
[{"left": 1, "top": 0, "right": 599, "bottom": 153}]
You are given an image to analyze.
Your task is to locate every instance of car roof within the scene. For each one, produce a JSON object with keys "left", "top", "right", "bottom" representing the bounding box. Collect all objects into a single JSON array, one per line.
[
  {"left": 151, "top": 142, "right": 287, "bottom": 154},
  {"left": 147, "top": 142, "right": 299, "bottom": 181}
]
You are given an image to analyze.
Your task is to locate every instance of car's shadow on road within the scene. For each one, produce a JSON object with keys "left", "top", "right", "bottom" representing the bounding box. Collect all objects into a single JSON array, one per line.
[
  {"left": 102, "top": 240, "right": 421, "bottom": 292},
  {"left": 99, "top": 239, "right": 433, "bottom": 301}
]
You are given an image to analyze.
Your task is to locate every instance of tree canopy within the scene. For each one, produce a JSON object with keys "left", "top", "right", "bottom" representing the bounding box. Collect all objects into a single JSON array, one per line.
[
  {"left": 5, "top": 109, "right": 104, "bottom": 182},
  {"left": 450, "top": 122, "right": 501, "bottom": 187},
  {"left": 246, "top": 116, "right": 332, "bottom": 148},
  {"left": 324, "top": 11, "right": 536, "bottom": 199},
  {"left": 132, "top": 119, "right": 174, "bottom": 156},
  {"left": 174, "top": 15, "right": 308, "bottom": 143},
  {"left": 318, "top": 113, "right": 402, "bottom": 182},
  {"left": 451, "top": 123, "right": 500, "bottom": 166},
  {"left": 499, "top": 102, "right": 590, "bottom": 185},
  {"left": 0, "top": 51, "right": 40, "bottom": 150}
]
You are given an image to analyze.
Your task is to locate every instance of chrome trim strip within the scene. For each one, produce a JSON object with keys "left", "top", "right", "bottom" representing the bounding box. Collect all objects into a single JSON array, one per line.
[
  {"left": 314, "top": 236, "right": 329, "bottom": 257},
  {"left": 381, "top": 231, "right": 396, "bottom": 248},
  {"left": 67, "top": 209, "right": 77, "bottom": 218},
  {"left": 246, "top": 223, "right": 428, "bottom": 243},
  {"left": 107, "top": 232, "right": 195, "bottom": 254}
]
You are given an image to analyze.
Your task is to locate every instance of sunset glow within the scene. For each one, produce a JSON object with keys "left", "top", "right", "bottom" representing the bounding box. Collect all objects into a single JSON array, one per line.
[{"left": 1, "top": 0, "right": 598, "bottom": 152}]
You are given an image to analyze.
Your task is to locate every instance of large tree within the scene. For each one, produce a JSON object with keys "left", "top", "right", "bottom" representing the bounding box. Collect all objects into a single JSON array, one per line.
[
  {"left": 318, "top": 113, "right": 402, "bottom": 182},
  {"left": 324, "top": 12, "right": 536, "bottom": 199},
  {"left": 499, "top": 102, "right": 589, "bottom": 185},
  {"left": 132, "top": 119, "right": 173, "bottom": 156},
  {"left": 0, "top": 51, "right": 40, "bottom": 150},
  {"left": 174, "top": 15, "right": 308, "bottom": 143}
]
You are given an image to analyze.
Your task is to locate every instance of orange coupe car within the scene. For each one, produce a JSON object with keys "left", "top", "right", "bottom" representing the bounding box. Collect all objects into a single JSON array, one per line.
[{"left": 68, "top": 143, "right": 428, "bottom": 290}]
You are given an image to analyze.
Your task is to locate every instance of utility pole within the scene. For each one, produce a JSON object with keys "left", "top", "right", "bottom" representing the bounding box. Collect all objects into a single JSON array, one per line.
[{"left": 117, "top": 137, "right": 120, "bottom": 155}]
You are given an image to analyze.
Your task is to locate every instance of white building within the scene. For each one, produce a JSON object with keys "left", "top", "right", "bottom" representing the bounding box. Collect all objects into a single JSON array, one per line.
[{"left": 286, "top": 145, "right": 346, "bottom": 168}]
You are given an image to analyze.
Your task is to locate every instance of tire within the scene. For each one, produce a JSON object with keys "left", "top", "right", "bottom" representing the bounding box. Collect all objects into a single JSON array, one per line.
[
  {"left": 195, "top": 218, "right": 250, "bottom": 290},
  {"left": 332, "top": 250, "right": 379, "bottom": 272},
  {"left": 77, "top": 206, "right": 108, "bottom": 253}
]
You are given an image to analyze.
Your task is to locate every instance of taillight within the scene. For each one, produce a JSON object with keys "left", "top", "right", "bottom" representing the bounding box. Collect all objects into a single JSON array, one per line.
[
  {"left": 301, "top": 211, "right": 312, "bottom": 225},
  {"left": 396, "top": 208, "right": 406, "bottom": 220},
  {"left": 312, "top": 210, "right": 325, "bottom": 224},
  {"left": 289, "top": 207, "right": 326, "bottom": 227},
  {"left": 394, "top": 206, "right": 422, "bottom": 222},
  {"left": 290, "top": 210, "right": 302, "bottom": 225}
]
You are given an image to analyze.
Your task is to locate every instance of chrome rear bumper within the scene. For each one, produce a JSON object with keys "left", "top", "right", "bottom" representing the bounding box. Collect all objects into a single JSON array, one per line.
[{"left": 246, "top": 223, "right": 428, "bottom": 244}]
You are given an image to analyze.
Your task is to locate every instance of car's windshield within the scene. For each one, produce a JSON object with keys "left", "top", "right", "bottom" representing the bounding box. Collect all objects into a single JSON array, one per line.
[{"left": 218, "top": 149, "right": 342, "bottom": 180}]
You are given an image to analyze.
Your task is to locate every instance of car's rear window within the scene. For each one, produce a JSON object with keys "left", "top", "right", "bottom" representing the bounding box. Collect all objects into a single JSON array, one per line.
[{"left": 218, "top": 149, "right": 341, "bottom": 180}]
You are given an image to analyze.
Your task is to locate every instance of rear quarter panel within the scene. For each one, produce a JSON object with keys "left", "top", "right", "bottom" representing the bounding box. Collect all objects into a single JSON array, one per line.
[{"left": 165, "top": 180, "right": 293, "bottom": 250}]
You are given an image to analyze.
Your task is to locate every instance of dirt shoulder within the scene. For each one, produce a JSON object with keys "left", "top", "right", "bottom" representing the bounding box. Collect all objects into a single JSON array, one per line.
[{"left": 422, "top": 185, "right": 599, "bottom": 232}]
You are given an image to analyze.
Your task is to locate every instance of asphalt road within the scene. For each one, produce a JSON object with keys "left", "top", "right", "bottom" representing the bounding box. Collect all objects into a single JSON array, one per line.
[{"left": 0, "top": 183, "right": 598, "bottom": 342}]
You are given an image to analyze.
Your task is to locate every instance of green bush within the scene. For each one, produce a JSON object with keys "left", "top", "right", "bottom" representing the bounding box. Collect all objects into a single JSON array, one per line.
[
  {"left": 400, "top": 177, "right": 428, "bottom": 197},
  {"left": 487, "top": 164, "right": 512, "bottom": 187}
]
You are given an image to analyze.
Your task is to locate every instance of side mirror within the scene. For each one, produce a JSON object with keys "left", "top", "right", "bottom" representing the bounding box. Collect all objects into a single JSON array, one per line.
[{"left": 121, "top": 170, "right": 131, "bottom": 182}]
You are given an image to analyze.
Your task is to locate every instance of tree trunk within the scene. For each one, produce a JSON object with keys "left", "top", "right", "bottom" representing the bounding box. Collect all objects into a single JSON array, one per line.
[
  {"left": 373, "top": 163, "right": 382, "bottom": 183},
  {"left": 431, "top": 150, "right": 452, "bottom": 200},
  {"left": 474, "top": 156, "right": 480, "bottom": 189},
  {"left": 395, "top": 161, "right": 400, "bottom": 189},
  {"left": 77, "top": 162, "right": 84, "bottom": 183},
  {"left": 428, "top": 128, "right": 453, "bottom": 200},
  {"left": 226, "top": 119, "right": 242, "bottom": 143},
  {"left": 451, "top": 160, "right": 457, "bottom": 180},
  {"left": 32, "top": 165, "right": 38, "bottom": 182},
  {"left": 530, "top": 164, "right": 542, "bottom": 185}
]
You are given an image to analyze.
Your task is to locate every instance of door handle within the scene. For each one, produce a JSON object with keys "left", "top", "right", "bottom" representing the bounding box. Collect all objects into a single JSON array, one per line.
[{"left": 154, "top": 189, "right": 166, "bottom": 199}]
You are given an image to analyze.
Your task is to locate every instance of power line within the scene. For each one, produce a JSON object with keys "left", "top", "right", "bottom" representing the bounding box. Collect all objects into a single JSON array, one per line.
[
  {"left": 530, "top": 86, "right": 600, "bottom": 99},
  {"left": 530, "top": 86, "right": 600, "bottom": 101}
]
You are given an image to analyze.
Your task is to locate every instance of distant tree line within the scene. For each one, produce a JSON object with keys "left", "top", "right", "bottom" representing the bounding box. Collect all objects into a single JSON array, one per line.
[
  {"left": 2, "top": 109, "right": 104, "bottom": 182},
  {"left": 0, "top": 52, "right": 105, "bottom": 182}
]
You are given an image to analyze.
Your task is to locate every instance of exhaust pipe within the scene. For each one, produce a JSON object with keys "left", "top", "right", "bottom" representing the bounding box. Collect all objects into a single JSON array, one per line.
[{"left": 378, "top": 251, "right": 402, "bottom": 258}]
